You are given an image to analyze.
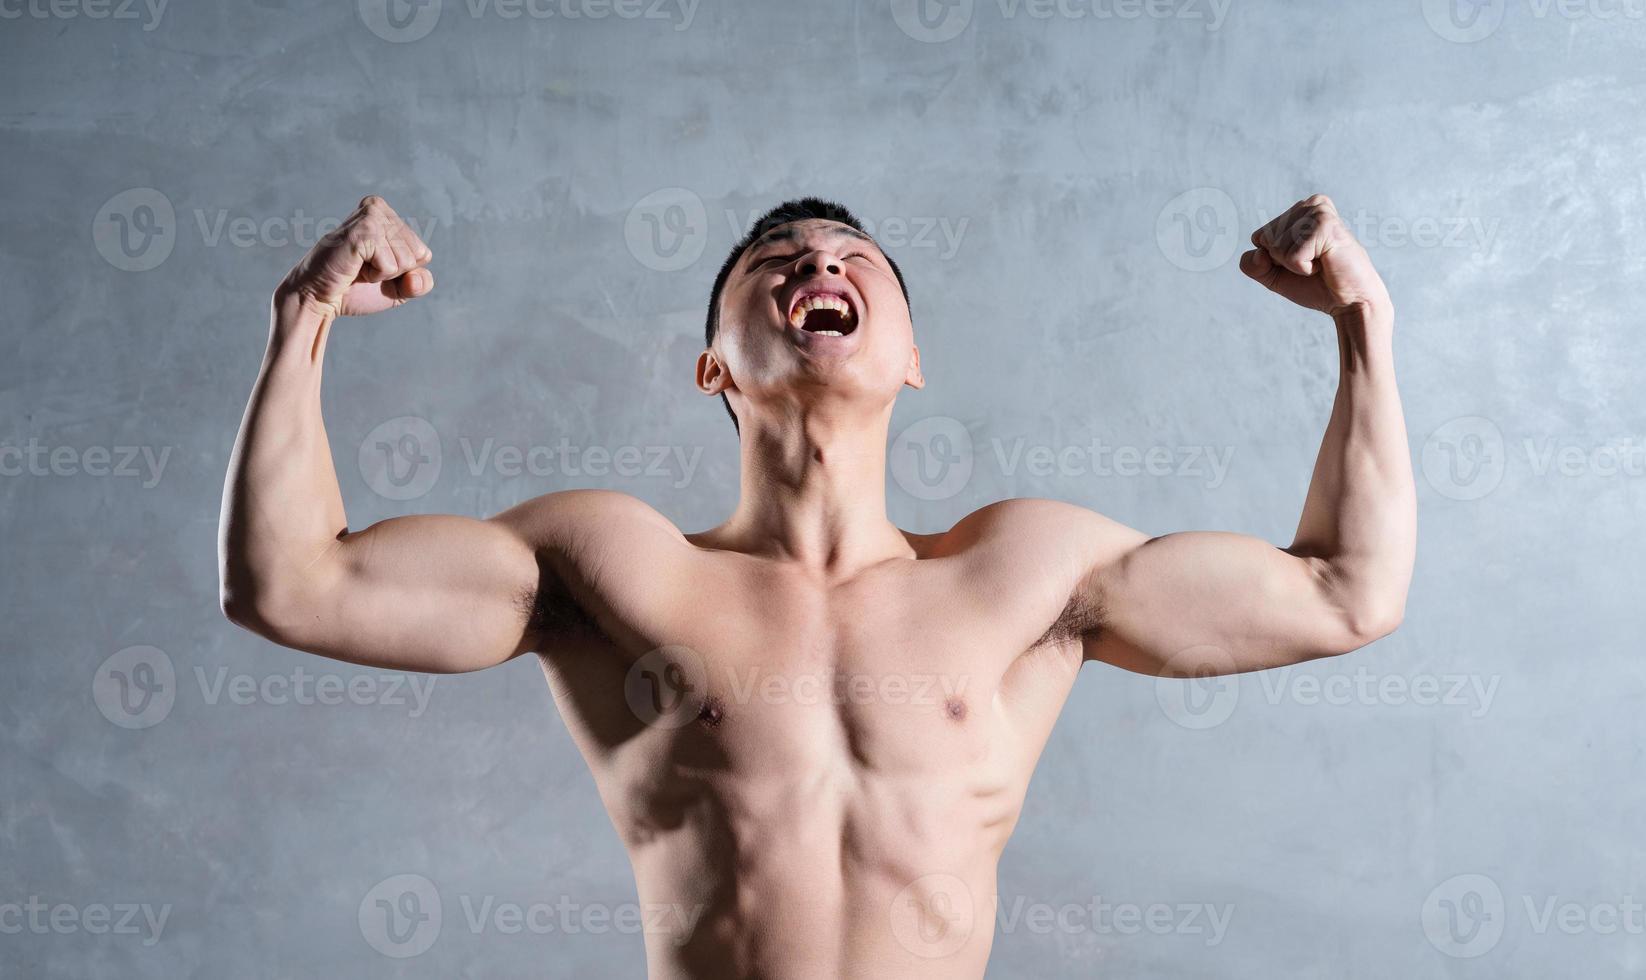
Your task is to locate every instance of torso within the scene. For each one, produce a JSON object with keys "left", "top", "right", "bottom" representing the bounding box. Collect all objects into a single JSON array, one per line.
[{"left": 521, "top": 495, "right": 1102, "bottom": 979}]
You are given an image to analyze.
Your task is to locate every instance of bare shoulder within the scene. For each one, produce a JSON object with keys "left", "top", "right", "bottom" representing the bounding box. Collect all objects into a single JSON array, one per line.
[
  {"left": 925, "top": 497, "right": 1144, "bottom": 563},
  {"left": 923, "top": 498, "right": 1148, "bottom": 647},
  {"left": 486, "top": 490, "right": 695, "bottom": 646},
  {"left": 490, "top": 488, "right": 688, "bottom": 552}
]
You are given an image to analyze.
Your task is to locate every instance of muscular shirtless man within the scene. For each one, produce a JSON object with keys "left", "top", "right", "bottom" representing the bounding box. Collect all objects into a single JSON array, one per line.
[{"left": 218, "top": 192, "right": 1415, "bottom": 978}]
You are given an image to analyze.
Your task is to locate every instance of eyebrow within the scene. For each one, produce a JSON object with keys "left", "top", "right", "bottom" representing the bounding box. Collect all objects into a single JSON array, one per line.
[{"left": 741, "top": 224, "right": 876, "bottom": 264}]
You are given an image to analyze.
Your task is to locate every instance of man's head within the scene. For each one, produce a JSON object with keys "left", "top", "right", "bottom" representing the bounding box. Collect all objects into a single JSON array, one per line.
[{"left": 700, "top": 198, "right": 922, "bottom": 433}]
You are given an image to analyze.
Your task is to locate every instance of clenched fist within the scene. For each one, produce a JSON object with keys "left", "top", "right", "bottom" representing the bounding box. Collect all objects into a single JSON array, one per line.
[
  {"left": 276, "top": 195, "right": 433, "bottom": 320},
  {"left": 1240, "top": 195, "right": 1391, "bottom": 322}
]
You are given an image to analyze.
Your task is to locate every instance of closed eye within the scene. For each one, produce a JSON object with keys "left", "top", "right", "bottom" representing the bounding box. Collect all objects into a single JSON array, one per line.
[{"left": 749, "top": 250, "right": 876, "bottom": 270}]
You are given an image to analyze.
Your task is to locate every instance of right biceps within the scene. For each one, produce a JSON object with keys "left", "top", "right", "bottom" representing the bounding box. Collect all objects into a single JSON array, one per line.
[{"left": 236, "top": 513, "right": 542, "bottom": 674}]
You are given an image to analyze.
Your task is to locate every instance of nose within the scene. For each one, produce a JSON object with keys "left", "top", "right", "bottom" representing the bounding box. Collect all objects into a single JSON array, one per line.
[{"left": 795, "top": 249, "right": 842, "bottom": 277}]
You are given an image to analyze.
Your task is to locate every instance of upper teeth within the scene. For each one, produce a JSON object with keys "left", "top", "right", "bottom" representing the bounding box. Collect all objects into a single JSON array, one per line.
[{"left": 789, "top": 294, "right": 854, "bottom": 330}]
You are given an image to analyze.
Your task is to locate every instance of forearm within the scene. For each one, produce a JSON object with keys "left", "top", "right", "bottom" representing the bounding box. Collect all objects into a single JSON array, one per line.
[
  {"left": 218, "top": 293, "right": 348, "bottom": 625},
  {"left": 1288, "top": 306, "right": 1415, "bottom": 634},
  {"left": 1084, "top": 196, "right": 1415, "bottom": 676}
]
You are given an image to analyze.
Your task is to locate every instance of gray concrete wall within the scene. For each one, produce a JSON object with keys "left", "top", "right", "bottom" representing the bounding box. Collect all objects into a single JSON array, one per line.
[{"left": 3, "top": 0, "right": 1642, "bottom": 975}]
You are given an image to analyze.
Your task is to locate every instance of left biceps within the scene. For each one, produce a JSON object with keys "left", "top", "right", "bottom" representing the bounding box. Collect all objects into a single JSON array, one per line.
[{"left": 1080, "top": 531, "right": 1373, "bottom": 676}]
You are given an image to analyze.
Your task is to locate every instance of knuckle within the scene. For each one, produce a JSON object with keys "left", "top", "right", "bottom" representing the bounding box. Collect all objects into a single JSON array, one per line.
[{"left": 360, "top": 194, "right": 386, "bottom": 211}]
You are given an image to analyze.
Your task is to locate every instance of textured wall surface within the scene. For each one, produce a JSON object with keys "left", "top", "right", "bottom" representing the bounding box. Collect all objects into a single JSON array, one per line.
[{"left": 3, "top": 1, "right": 1644, "bottom": 976}]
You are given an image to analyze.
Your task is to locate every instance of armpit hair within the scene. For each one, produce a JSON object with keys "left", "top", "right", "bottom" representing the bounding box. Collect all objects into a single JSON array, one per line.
[
  {"left": 514, "top": 572, "right": 603, "bottom": 644},
  {"left": 1031, "top": 586, "right": 1106, "bottom": 649}
]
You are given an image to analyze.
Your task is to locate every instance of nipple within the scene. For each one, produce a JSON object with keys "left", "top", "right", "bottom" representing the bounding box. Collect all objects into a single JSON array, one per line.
[{"left": 697, "top": 695, "right": 725, "bottom": 729}]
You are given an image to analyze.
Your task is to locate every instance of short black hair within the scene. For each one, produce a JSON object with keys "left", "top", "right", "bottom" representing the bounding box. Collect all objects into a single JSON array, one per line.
[{"left": 704, "top": 197, "right": 910, "bottom": 431}]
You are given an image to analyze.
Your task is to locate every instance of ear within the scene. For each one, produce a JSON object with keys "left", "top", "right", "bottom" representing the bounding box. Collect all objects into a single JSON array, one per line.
[
  {"left": 697, "top": 349, "right": 735, "bottom": 396},
  {"left": 903, "top": 344, "right": 925, "bottom": 390}
]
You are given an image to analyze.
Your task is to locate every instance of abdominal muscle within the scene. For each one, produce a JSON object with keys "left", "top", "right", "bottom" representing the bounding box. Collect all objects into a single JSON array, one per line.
[
  {"left": 534, "top": 577, "right": 1081, "bottom": 980},
  {"left": 600, "top": 716, "right": 1028, "bottom": 980}
]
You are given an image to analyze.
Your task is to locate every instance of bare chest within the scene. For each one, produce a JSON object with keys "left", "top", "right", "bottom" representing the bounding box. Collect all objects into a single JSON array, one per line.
[{"left": 543, "top": 560, "right": 1083, "bottom": 808}]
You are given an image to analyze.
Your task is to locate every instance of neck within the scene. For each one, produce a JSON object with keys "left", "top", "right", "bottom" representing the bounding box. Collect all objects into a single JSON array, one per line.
[{"left": 717, "top": 400, "right": 910, "bottom": 573}]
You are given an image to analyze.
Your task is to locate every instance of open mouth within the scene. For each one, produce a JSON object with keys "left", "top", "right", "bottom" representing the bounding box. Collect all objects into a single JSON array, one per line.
[{"left": 787, "top": 290, "right": 859, "bottom": 338}]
